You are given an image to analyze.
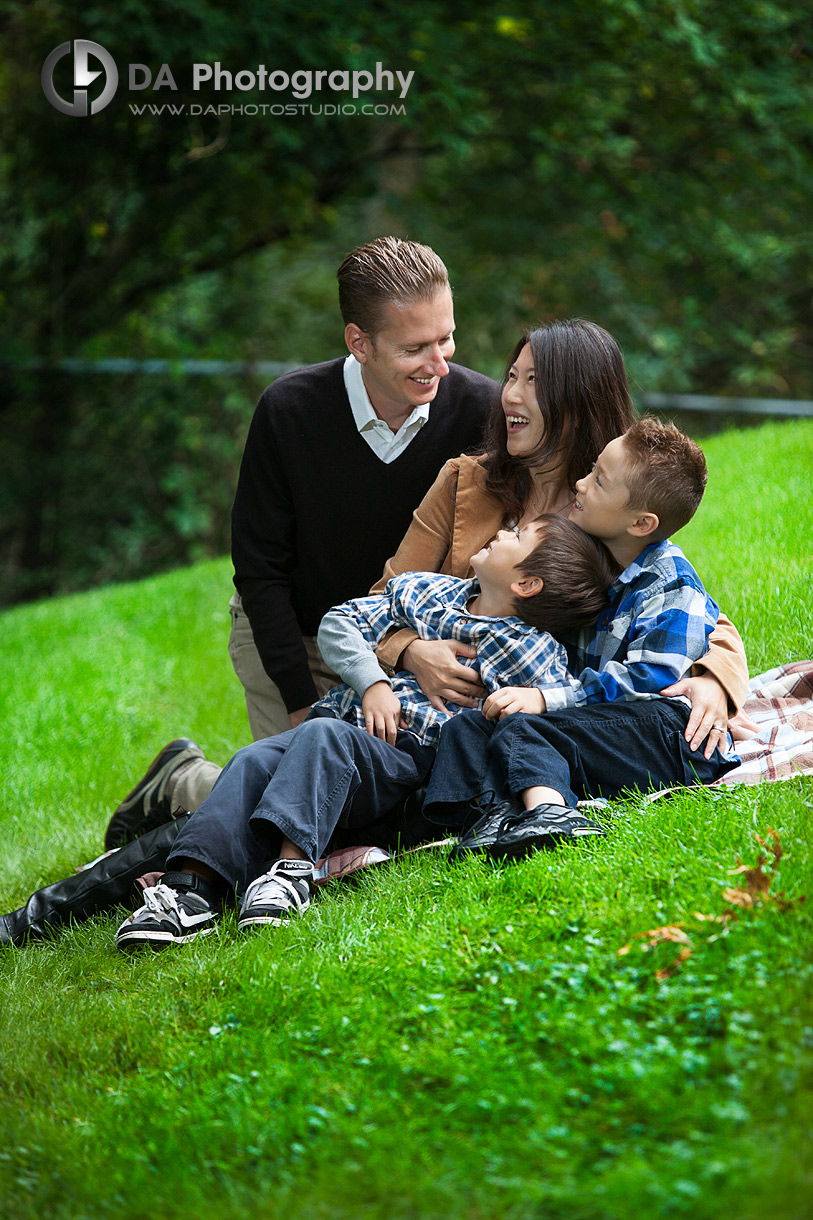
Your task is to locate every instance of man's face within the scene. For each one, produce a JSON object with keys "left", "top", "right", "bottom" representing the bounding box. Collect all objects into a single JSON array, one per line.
[
  {"left": 354, "top": 289, "right": 456, "bottom": 413},
  {"left": 568, "top": 435, "right": 637, "bottom": 540},
  {"left": 470, "top": 521, "right": 546, "bottom": 588}
]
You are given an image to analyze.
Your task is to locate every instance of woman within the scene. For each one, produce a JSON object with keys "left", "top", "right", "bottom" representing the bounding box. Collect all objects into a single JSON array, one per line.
[
  {"left": 372, "top": 319, "right": 747, "bottom": 752},
  {"left": 0, "top": 320, "right": 747, "bottom": 946}
]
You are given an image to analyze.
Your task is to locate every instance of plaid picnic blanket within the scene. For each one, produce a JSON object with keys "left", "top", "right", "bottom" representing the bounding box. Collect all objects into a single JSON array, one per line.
[{"left": 714, "top": 660, "right": 813, "bottom": 787}]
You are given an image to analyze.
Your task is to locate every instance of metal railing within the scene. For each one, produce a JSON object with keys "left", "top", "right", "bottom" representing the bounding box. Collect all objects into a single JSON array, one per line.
[{"left": 4, "top": 358, "right": 813, "bottom": 417}]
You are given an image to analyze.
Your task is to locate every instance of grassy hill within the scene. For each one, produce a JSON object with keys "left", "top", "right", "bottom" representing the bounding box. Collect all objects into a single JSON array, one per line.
[{"left": 0, "top": 420, "right": 811, "bottom": 1220}]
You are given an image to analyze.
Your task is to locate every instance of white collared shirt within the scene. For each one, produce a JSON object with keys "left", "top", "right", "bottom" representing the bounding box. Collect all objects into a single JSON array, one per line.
[{"left": 343, "top": 355, "right": 431, "bottom": 463}]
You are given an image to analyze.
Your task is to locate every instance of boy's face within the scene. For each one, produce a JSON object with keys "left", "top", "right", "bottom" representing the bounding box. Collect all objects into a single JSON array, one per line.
[
  {"left": 470, "top": 521, "right": 546, "bottom": 588},
  {"left": 569, "top": 436, "right": 639, "bottom": 540}
]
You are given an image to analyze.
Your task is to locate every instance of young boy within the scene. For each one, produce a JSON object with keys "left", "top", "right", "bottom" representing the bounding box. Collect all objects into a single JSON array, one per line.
[
  {"left": 115, "top": 515, "right": 618, "bottom": 950},
  {"left": 424, "top": 418, "right": 741, "bottom": 861}
]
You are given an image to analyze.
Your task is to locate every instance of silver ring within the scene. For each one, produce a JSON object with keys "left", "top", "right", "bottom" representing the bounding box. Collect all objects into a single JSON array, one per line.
[{"left": 712, "top": 724, "right": 725, "bottom": 733}]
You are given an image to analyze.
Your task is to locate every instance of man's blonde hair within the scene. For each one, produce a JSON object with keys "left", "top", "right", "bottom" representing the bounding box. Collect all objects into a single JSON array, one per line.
[{"left": 337, "top": 237, "right": 450, "bottom": 336}]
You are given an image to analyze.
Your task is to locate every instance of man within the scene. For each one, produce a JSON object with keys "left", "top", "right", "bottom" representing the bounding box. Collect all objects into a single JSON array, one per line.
[{"left": 106, "top": 237, "right": 497, "bottom": 847}]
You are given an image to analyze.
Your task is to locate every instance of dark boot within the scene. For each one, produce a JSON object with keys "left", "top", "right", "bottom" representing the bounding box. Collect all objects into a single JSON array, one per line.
[{"left": 0, "top": 815, "right": 190, "bottom": 948}]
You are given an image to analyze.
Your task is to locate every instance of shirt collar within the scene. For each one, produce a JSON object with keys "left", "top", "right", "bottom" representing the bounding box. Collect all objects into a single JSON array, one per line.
[
  {"left": 343, "top": 354, "right": 431, "bottom": 434},
  {"left": 613, "top": 539, "right": 671, "bottom": 588}
]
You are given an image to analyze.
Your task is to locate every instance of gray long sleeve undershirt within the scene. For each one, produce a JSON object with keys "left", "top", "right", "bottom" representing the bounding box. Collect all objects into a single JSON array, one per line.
[{"left": 317, "top": 608, "right": 394, "bottom": 698}]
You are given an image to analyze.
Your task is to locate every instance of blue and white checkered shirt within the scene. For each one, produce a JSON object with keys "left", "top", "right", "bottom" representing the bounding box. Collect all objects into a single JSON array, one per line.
[
  {"left": 316, "top": 572, "right": 577, "bottom": 746},
  {"left": 543, "top": 539, "right": 719, "bottom": 711}
]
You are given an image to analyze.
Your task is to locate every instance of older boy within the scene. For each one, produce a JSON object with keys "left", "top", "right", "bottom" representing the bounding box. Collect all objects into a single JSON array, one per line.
[
  {"left": 115, "top": 516, "right": 617, "bottom": 950},
  {"left": 425, "top": 418, "right": 741, "bottom": 860}
]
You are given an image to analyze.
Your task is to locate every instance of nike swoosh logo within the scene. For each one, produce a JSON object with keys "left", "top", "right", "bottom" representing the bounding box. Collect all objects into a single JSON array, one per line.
[{"left": 176, "top": 909, "right": 213, "bottom": 928}]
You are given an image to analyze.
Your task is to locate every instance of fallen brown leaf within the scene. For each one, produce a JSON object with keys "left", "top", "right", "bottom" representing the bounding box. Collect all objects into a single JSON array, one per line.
[
  {"left": 655, "top": 947, "right": 693, "bottom": 982},
  {"left": 727, "top": 827, "right": 783, "bottom": 900},
  {"left": 721, "top": 886, "right": 756, "bottom": 909},
  {"left": 616, "top": 924, "right": 692, "bottom": 963},
  {"left": 638, "top": 924, "right": 692, "bottom": 947}
]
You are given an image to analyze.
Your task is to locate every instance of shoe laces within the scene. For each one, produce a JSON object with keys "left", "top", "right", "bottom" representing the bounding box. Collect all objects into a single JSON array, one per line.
[
  {"left": 243, "top": 864, "right": 310, "bottom": 909},
  {"left": 139, "top": 882, "right": 183, "bottom": 917},
  {"left": 496, "top": 810, "right": 526, "bottom": 839},
  {"left": 495, "top": 807, "right": 557, "bottom": 839}
]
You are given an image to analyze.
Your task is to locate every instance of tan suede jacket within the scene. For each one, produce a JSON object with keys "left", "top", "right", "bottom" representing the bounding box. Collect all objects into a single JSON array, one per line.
[{"left": 372, "top": 454, "right": 748, "bottom": 711}]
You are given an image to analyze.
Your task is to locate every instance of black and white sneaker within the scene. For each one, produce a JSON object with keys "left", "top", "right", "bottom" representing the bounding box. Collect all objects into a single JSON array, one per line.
[
  {"left": 237, "top": 859, "right": 313, "bottom": 930},
  {"left": 115, "top": 870, "right": 220, "bottom": 951}
]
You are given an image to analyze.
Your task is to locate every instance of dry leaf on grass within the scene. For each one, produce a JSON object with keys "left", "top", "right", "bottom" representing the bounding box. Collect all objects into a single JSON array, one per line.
[
  {"left": 616, "top": 829, "right": 803, "bottom": 981},
  {"left": 655, "top": 947, "right": 693, "bottom": 982},
  {"left": 617, "top": 924, "right": 692, "bottom": 957},
  {"left": 723, "top": 828, "right": 805, "bottom": 912}
]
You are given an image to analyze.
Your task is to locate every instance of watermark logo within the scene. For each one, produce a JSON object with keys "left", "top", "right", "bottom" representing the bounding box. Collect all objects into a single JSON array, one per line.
[
  {"left": 41, "top": 44, "right": 412, "bottom": 120},
  {"left": 41, "top": 40, "right": 118, "bottom": 116}
]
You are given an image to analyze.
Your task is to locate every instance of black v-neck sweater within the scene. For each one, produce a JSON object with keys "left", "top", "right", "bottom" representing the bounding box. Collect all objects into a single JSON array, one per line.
[{"left": 231, "top": 358, "right": 498, "bottom": 710}]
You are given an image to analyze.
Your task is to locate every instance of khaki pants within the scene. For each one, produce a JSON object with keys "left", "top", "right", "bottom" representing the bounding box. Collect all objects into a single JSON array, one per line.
[
  {"left": 171, "top": 594, "right": 341, "bottom": 816},
  {"left": 227, "top": 591, "right": 340, "bottom": 740}
]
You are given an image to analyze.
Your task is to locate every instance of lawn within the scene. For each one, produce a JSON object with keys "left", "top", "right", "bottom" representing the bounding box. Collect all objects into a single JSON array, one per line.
[{"left": 0, "top": 419, "right": 811, "bottom": 1220}]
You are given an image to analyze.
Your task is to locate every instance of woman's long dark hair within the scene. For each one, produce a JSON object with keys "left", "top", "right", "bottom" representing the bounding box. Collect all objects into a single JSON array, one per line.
[{"left": 482, "top": 319, "right": 635, "bottom": 523}]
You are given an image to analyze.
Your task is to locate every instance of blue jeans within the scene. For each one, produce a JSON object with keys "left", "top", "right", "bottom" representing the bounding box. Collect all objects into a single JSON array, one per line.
[
  {"left": 167, "top": 718, "right": 435, "bottom": 892},
  {"left": 424, "top": 700, "right": 738, "bottom": 818}
]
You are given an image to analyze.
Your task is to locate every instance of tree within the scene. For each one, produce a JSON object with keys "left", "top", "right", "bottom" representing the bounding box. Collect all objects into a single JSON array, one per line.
[{"left": 1, "top": 0, "right": 810, "bottom": 601}]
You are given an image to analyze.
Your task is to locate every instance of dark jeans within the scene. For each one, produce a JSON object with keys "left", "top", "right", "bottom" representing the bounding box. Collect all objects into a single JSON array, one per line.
[
  {"left": 167, "top": 718, "right": 436, "bottom": 892},
  {"left": 424, "top": 700, "right": 738, "bottom": 817}
]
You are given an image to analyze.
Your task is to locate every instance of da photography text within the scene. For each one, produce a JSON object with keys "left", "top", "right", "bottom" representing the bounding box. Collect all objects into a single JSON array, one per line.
[{"left": 42, "top": 40, "right": 415, "bottom": 118}]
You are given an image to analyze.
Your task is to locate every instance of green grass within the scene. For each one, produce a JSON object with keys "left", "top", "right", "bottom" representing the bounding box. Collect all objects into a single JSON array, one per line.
[{"left": 1, "top": 420, "right": 811, "bottom": 1220}]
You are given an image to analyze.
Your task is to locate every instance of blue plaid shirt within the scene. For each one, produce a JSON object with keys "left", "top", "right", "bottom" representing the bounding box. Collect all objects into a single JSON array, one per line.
[
  {"left": 316, "top": 572, "right": 576, "bottom": 746},
  {"left": 544, "top": 539, "right": 719, "bottom": 711}
]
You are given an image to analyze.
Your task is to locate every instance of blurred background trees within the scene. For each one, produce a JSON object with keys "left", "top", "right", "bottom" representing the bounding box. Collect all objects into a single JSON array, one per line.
[{"left": 1, "top": 0, "right": 810, "bottom": 603}]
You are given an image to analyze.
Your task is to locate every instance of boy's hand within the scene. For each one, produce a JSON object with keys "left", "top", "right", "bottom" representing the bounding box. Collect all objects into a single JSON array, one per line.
[
  {"left": 362, "top": 681, "right": 402, "bottom": 745},
  {"left": 482, "top": 686, "right": 546, "bottom": 720},
  {"left": 402, "top": 639, "right": 486, "bottom": 711}
]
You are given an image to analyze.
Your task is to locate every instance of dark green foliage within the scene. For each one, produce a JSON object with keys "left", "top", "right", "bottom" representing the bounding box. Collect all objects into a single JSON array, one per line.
[{"left": 1, "top": 1, "right": 810, "bottom": 601}]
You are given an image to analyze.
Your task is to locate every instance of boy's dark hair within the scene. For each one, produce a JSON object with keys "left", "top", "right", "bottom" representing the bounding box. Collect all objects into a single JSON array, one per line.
[
  {"left": 337, "top": 237, "right": 449, "bottom": 337},
  {"left": 622, "top": 418, "right": 708, "bottom": 540},
  {"left": 513, "top": 515, "right": 620, "bottom": 636}
]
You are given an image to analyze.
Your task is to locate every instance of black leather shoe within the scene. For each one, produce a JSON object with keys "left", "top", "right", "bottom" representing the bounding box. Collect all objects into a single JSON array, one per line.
[
  {"left": 449, "top": 798, "right": 525, "bottom": 862},
  {"left": 1, "top": 816, "right": 189, "bottom": 947},
  {"left": 488, "top": 803, "right": 607, "bottom": 861},
  {"left": 104, "top": 738, "right": 203, "bottom": 849}
]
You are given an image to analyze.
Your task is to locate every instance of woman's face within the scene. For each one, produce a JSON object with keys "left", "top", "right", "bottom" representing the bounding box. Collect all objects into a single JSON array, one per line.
[{"left": 502, "top": 343, "right": 546, "bottom": 456}]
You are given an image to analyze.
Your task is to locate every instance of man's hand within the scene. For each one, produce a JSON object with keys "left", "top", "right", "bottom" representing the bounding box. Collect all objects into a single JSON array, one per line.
[
  {"left": 482, "top": 686, "right": 546, "bottom": 721},
  {"left": 401, "top": 638, "right": 486, "bottom": 712},
  {"left": 362, "top": 681, "right": 402, "bottom": 745},
  {"left": 660, "top": 672, "right": 730, "bottom": 758},
  {"left": 290, "top": 706, "right": 312, "bottom": 729}
]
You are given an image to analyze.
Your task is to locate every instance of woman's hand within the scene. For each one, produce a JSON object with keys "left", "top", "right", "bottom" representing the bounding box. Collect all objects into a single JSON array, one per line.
[
  {"left": 361, "top": 682, "right": 403, "bottom": 745},
  {"left": 482, "top": 686, "right": 545, "bottom": 721},
  {"left": 660, "top": 673, "right": 730, "bottom": 759},
  {"left": 401, "top": 639, "right": 486, "bottom": 711},
  {"left": 728, "top": 708, "right": 759, "bottom": 741}
]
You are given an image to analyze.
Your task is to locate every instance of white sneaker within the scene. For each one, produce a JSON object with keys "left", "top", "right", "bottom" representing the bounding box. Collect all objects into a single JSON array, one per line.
[{"left": 238, "top": 859, "right": 313, "bottom": 930}]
